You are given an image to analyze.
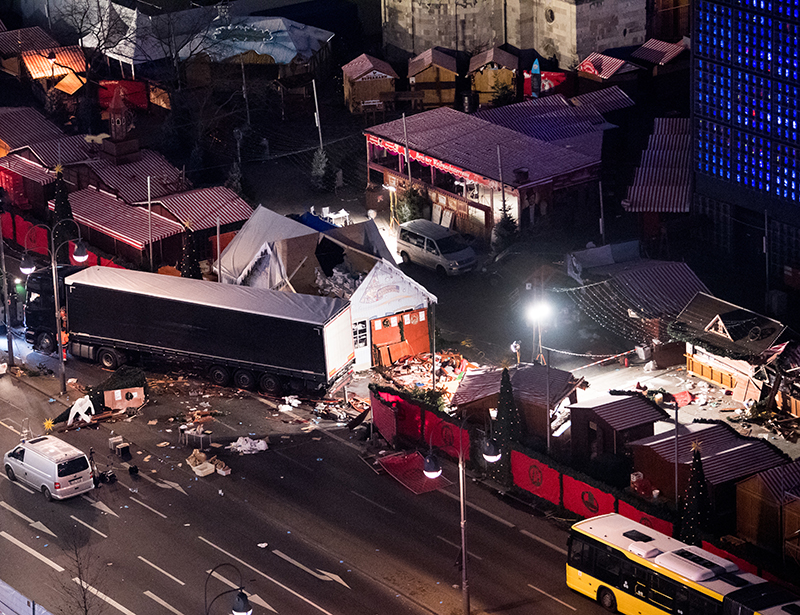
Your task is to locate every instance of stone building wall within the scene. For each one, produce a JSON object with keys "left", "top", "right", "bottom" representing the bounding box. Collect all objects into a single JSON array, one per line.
[{"left": 383, "top": 0, "right": 646, "bottom": 69}]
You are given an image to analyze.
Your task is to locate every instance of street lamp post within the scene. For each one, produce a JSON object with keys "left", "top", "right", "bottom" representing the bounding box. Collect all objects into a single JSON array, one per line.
[
  {"left": 526, "top": 301, "right": 550, "bottom": 365},
  {"left": 423, "top": 418, "right": 500, "bottom": 615},
  {"left": 19, "top": 221, "right": 88, "bottom": 394},
  {"left": 205, "top": 563, "right": 253, "bottom": 615}
]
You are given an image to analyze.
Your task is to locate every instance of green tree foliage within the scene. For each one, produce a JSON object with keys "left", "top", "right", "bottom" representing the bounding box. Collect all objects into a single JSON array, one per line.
[
  {"left": 311, "top": 147, "right": 333, "bottom": 192},
  {"left": 490, "top": 368, "right": 524, "bottom": 486},
  {"left": 179, "top": 226, "right": 203, "bottom": 280},
  {"left": 51, "top": 170, "right": 76, "bottom": 264},
  {"left": 396, "top": 187, "right": 428, "bottom": 223},
  {"left": 492, "top": 201, "right": 518, "bottom": 253},
  {"left": 678, "top": 442, "right": 711, "bottom": 546},
  {"left": 491, "top": 82, "right": 517, "bottom": 107}
]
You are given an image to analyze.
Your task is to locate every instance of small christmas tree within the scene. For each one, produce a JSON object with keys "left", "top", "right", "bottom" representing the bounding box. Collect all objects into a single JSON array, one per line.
[
  {"left": 179, "top": 223, "right": 203, "bottom": 280},
  {"left": 51, "top": 168, "right": 76, "bottom": 264},
  {"left": 492, "top": 201, "right": 518, "bottom": 254},
  {"left": 489, "top": 368, "right": 524, "bottom": 487},
  {"left": 310, "top": 147, "right": 331, "bottom": 192},
  {"left": 678, "top": 441, "right": 711, "bottom": 546},
  {"left": 396, "top": 187, "right": 427, "bottom": 224}
]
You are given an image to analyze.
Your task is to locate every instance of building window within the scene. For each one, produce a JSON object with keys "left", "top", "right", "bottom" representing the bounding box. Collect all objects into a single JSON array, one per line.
[{"left": 353, "top": 320, "right": 368, "bottom": 349}]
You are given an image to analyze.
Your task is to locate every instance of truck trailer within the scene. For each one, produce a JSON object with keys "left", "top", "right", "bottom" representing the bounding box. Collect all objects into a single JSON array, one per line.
[{"left": 25, "top": 266, "right": 355, "bottom": 394}]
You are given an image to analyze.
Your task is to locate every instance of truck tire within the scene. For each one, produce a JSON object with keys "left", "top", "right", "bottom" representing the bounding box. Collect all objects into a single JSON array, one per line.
[
  {"left": 286, "top": 378, "right": 305, "bottom": 394},
  {"left": 259, "top": 373, "right": 282, "bottom": 395},
  {"left": 208, "top": 365, "right": 230, "bottom": 387},
  {"left": 233, "top": 369, "right": 255, "bottom": 390},
  {"left": 42, "top": 486, "right": 53, "bottom": 501},
  {"left": 400, "top": 251, "right": 411, "bottom": 264},
  {"left": 97, "top": 347, "right": 122, "bottom": 370},
  {"left": 5, "top": 465, "right": 15, "bottom": 481},
  {"left": 36, "top": 332, "right": 56, "bottom": 354}
]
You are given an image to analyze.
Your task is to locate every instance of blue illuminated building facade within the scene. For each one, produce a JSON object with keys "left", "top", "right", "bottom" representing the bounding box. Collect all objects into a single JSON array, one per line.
[{"left": 693, "top": 0, "right": 800, "bottom": 278}]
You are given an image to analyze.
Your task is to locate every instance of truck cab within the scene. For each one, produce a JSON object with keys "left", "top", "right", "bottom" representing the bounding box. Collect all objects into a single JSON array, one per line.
[{"left": 24, "top": 265, "right": 84, "bottom": 353}]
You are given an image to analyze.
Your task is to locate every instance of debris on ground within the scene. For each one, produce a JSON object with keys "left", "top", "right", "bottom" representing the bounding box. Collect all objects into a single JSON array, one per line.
[
  {"left": 228, "top": 436, "right": 269, "bottom": 454},
  {"left": 377, "top": 352, "right": 474, "bottom": 401}
]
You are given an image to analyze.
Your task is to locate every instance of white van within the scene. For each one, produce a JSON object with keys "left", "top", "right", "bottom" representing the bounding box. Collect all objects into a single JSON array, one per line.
[
  {"left": 396, "top": 219, "right": 477, "bottom": 276},
  {"left": 4, "top": 435, "right": 94, "bottom": 501}
]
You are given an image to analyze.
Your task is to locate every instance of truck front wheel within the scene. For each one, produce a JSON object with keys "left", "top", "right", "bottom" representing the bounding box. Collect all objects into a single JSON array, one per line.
[
  {"left": 36, "top": 332, "right": 56, "bottom": 354},
  {"left": 208, "top": 365, "right": 230, "bottom": 387},
  {"left": 259, "top": 373, "right": 282, "bottom": 395},
  {"left": 233, "top": 369, "right": 255, "bottom": 390},
  {"left": 97, "top": 347, "right": 123, "bottom": 370}
]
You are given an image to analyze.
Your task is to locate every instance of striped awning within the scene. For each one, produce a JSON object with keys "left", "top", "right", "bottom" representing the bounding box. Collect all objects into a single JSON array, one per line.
[
  {"left": 622, "top": 117, "right": 691, "bottom": 213},
  {"left": 0, "top": 154, "right": 55, "bottom": 184},
  {"left": 631, "top": 39, "right": 687, "bottom": 65},
  {"left": 0, "top": 27, "right": 57, "bottom": 57},
  {"left": 50, "top": 188, "right": 185, "bottom": 250},
  {"left": 21, "top": 46, "right": 85, "bottom": 80},
  {"left": 84, "top": 149, "right": 187, "bottom": 203},
  {"left": 147, "top": 186, "right": 253, "bottom": 231},
  {"left": 577, "top": 53, "right": 632, "bottom": 79}
]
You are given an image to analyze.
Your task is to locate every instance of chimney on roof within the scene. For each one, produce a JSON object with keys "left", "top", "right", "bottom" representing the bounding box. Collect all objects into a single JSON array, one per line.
[{"left": 513, "top": 167, "right": 529, "bottom": 183}]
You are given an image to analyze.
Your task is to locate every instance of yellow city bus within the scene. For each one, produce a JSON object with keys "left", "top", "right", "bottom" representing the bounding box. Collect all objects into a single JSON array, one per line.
[{"left": 567, "top": 513, "right": 800, "bottom": 615}]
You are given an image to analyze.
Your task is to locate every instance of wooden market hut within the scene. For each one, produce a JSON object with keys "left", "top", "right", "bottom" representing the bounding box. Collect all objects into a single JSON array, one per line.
[
  {"left": 468, "top": 47, "right": 518, "bottom": 106},
  {"left": 736, "top": 458, "right": 800, "bottom": 559},
  {"left": 568, "top": 392, "right": 668, "bottom": 465},
  {"left": 450, "top": 363, "right": 585, "bottom": 447},
  {"left": 408, "top": 47, "right": 458, "bottom": 109},
  {"left": 342, "top": 53, "right": 398, "bottom": 114},
  {"left": 628, "top": 421, "right": 790, "bottom": 531}
]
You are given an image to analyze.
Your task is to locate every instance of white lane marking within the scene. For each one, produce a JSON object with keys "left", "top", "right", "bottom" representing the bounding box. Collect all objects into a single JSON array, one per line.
[
  {"left": 73, "top": 578, "right": 136, "bottom": 615},
  {"left": 1, "top": 500, "right": 35, "bottom": 523},
  {"left": 350, "top": 491, "right": 395, "bottom": 514},
  {"left": 319, "top": 428, "right": 362, "bottom": 451},
  {"left": 528, "top": 583, "right": 577, "bottom": 610},
  {"left": 206, "top": 570, "right": 276, "bottom": 613},
  {"left": 436, "top": 536, "right": 482, "bottom": 560},
  {"left": 70, "top": 515, "right": 108, "bottom": 538},
  {"left": 2, "top": 501, "right": 58, "bottom": 536},
  {"left": 0, "top": 419, "right": 19, "bottom": 434},
  {"left": 82, "top": 495, "right": 119, "bottom": 517},
  {"left": 130, "top": 497, "right": 167, "bottom": 519},
  {"left": 144, "top": 590, "right": 184, "bottom": 615},
  {"left": 520, "top": 529, "right": 568, "bottom": 555},
  {"left": 272, "top": 550, "right": 351, "bottom": 588},
  {"left": 9, "top": 480, "right": 34, "bottom": 494},
  {"left": 138, "top": 556, "right": 185, "bottom": 585},
  {"left": 441, "top": 490, "right": 515, "bottom": 527},
  {"left": 199, "top": 536, "right": 337, "bottom": 615},
  {"left": 1, "top": 531, "right": 64, "bottom": 572},
  {"left": 274, "top": 450, "right": 315, "bottom": 472}
]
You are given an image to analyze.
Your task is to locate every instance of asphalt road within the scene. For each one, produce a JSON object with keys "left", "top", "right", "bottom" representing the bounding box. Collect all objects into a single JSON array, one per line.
[{"left": 0, "top": 366, "right": 607, "bottom": 615}]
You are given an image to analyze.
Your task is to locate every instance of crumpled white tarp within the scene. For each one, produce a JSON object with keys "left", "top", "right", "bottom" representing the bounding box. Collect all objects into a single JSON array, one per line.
[
  {"left": 68, "top": 395, "right": 95, "bottom": 426},
  {"left": 228, "top": 436, "right": 268, "bottom": 454}
]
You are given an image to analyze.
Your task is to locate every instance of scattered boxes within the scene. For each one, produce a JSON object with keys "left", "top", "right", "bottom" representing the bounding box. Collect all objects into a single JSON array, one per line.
[
  {"left": 193, "top": 462, "right": 215, "bottom": 477},
  {"left": 108, "top": 435, "right": 123, "bottom": 451},
  {"left": 115, "top": 442, "right": 130, "bottom": 458}
]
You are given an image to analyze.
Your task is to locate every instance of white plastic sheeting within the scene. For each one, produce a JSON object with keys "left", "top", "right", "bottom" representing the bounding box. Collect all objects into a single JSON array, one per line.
[
  {"left": 215, "top": 205, "right": 316, "bottom": 285},
  {"left": 65, "top": 266, "right": 348, "bottom": 326}
]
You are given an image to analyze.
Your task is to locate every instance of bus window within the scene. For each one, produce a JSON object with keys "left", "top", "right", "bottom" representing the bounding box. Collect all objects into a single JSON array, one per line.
[
  {"left": 650, "top": 574, "right": 677, "bottom": 611},
  {"left": 620, "top": 558, "right": 649, "bottom": 598},
  {"left": 568, "top": 536, "right": 590, "bottom": 571},
  {"left": 594, "top": 548, "right": 622, "bottom": 587}
]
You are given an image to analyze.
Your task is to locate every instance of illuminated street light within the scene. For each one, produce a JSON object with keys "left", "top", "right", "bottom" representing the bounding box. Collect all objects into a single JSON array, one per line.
[
  {"left": 423, "top": 418, "right": 500, "bottom": 615},
  {"left": 20, "top": 221, "right": 88, "bottom": 394},
  {"left": 526, "top": 301, "right": 551, "bottom": 365}
]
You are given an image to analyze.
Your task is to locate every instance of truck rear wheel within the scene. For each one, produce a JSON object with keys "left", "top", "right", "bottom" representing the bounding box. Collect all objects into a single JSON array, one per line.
[
  {"left": 208, "top": 365, "right": 230, "bottom": 387},
  {"left": 36, "top": 332, "right": 56, "bottom": 354},
  {"left": 97, "top": 347, "right": 123, "bottom": 370},
  {"left": 259, "top": 373, "right": 282, "bottom": 395},
  {"left": 233, "top": 369, "right": 255, "bottom": 390}
]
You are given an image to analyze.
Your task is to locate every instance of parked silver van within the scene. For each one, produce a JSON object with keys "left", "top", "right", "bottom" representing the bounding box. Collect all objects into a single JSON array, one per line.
[
  {"left": 396, "top": 219, "right": 477, "bottom": 276},
  {"left": 4, "top": 435, "right": 94, "bottom": 501}
]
